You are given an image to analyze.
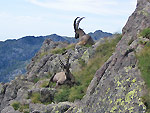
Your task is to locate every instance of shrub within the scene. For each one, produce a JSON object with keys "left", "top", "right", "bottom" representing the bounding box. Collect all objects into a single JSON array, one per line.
[
  {"left": 19, "top": 104, "right": 29, "bottom": 112},
  {"left": 54, "top": 85, "right": 70, "bottom": 102},
  {"left": 12, "top": 101, "right": 20, "bottom": 110},
  {"left": 140, "top": 28, "right": 150, "bottom": 39},
  {"left": 69, "top": 86, "right": 85, "bottom": 101}
]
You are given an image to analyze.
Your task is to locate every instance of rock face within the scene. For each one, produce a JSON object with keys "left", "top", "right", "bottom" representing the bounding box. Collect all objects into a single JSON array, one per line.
[{"left": 67, "top": 0, "right": 150, "bottom": 112}]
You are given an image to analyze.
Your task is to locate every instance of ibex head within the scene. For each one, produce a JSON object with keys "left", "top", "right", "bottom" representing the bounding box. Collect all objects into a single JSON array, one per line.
[{"left": 74, "top": 17, "right": 86, "bottom": 39}]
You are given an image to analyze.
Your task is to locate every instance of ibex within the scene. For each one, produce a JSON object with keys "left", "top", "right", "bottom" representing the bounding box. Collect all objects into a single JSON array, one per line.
[
  {"left": 74, "top": 17, "right": 94, "bottom": 46},
  {"left": 46, "top": 54, "right": 75, "bottom": 88}
]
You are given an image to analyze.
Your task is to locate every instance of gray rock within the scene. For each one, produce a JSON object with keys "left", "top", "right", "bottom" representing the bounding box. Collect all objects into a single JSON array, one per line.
[
  {"left": 40, "top": 88, "right": 56, "bottom": 103},
  {"left": 1, "top": 106, "right": 21, "bottom": 113}
]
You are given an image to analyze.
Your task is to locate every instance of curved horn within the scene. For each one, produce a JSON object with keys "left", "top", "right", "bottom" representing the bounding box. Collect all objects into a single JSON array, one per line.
[
  {"left": 76, "top": 17, "right": 85, "bottom": 29},
  {"left": 74, "top": 17, "right": 80, "bottom": 31}
]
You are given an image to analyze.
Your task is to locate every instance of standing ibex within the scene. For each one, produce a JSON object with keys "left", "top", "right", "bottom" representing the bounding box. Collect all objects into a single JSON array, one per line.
[
  {"left": 74, "top": 17, "right": 94, "bottom": 46},
  {"left": 46, "top": 54, "right": 75, "bottom": 88}
]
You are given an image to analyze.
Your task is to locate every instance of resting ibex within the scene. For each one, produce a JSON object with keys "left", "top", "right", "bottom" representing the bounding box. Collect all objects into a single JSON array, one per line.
[
  {"left": 46, "top": 54, "right": 75, "bottom": 88},
  {"left": 74, "top": 17, "right": 94, "bottom": 46}
]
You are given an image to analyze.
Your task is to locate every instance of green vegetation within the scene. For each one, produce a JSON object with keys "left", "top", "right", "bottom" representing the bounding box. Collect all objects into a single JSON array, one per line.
[
  {"left": 54, "top": 85, "right": 70, "bottom": 102},
  {"left": 136, "top": 42, "right": 150, "bottom": 112},
  {"left": 39, "top": 51, "right": 49, "bottom": 59},
  {"left": 11, "top": 101, "right": 20, "bottom": 110},
  {"left": 140, "top": 28, "right": 150, "bottom": 39},
  {"left": 29, "top": 91, "right": 52, "bottom": 105},
  {"left": 11, "top": 101, "right": 29, "bottom": 113},
  {"left": 65, "top": 43, "right": 75, "bottom": 50},
  {"left": 30, "top": 92, "right": 41, "bottom": 103},
  {"left": 53, "top": 34, "right": 122, "bottom": 102},
  {"left": 51, "top": 44, "right": 75, "bottom": 54},
  {"left": 78, "top": 58, "right": 86, "bottom": 67},
  {"left": 33, "top": 77, "right": 40, "bottom": 83},
  {"left": 40, "top": 80, "right": 49, "bottom": 88},
  {"left": 51, "top": 48, "right": 66, "bottom": 54}
]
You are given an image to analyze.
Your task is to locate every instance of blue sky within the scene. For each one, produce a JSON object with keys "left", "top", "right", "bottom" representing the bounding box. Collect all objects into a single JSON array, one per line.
[{"left": 0, "top": 0, "right": 137, "bottom": 41}]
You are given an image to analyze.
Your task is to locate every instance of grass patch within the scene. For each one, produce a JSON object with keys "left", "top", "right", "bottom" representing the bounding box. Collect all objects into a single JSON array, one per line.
[
  {"left": 140, "top": 28, "right": 150, "bottom": 39},
  {"left": 51, "top": 44, "right": 75, "bottom": 54},
  {"left": 39, "top": 52, "right": 48, "bottom": 59},
  {"left": 54, "top": 85, "right": 71, "bottom": 102},
  {"left": 53, "top": 34, "right": 122, "bottom": 102},
  {"left": 11, "top": 101, "right": 29, "bottom": 113},
  {"left": 136, "top": 42, "right": 150, "bottom": 111},
  {"left": 30, "top": 92, "right": 41, "bottom": 103},
  {"left": 65, "top": 43, "right": 75, "bottom": 50},
  {"left": 51, "top": 48, "right": 66, "bottom": 54},
  {"left": 78, "top": 58, "right": 86, "bottom": 67},
  {"left": 33, "top": 77, "right": 40, "bottom": 83},
  {"left": 40, "top": 80, "right": 49, "bottom": 88}
]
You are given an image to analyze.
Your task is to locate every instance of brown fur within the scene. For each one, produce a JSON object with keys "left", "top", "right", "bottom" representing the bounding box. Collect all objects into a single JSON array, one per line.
[{"left": 74, "top": 17, "right": 94, "bottom": 46}]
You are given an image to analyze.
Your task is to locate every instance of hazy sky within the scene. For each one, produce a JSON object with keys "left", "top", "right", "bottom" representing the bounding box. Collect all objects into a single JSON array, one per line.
[{"left": 0, "top": 0, "right": 137, "bottom": 41}]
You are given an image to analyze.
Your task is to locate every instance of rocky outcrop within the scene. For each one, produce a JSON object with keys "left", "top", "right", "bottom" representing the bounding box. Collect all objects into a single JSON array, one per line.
[
  {"left": 26, "top": 38, "right": 97, "bottom": 82},
  {"left": 67, "top": 0, "right": 150, "bottom": 112},
  {"left": 0, "top": 33, "right": 107, "bottom": 112}
]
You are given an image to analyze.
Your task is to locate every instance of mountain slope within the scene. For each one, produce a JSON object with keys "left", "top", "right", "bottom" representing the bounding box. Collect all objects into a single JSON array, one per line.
[{"left": 0, "top": 0, "right": 150, "bottom": 112}]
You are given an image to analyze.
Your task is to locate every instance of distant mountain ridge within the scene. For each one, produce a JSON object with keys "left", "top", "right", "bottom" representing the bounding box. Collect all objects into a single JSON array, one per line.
[{"left": 0, "top": 30, "right": 112, "bottom": 83}]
